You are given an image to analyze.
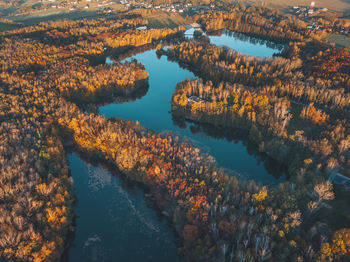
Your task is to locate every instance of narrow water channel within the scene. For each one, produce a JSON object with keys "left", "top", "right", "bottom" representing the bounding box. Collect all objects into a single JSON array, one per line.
[
  {"left": 100, "top": 40, "right": 285, "bottom": 184},
  {"left": 67, "top": 30, "right": 284, "bottom": 261}
]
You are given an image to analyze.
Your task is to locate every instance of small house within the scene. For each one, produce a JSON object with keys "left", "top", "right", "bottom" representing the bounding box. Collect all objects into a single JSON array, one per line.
[{"left": 188, "top": 96, "right": 202, "bottom": 104}]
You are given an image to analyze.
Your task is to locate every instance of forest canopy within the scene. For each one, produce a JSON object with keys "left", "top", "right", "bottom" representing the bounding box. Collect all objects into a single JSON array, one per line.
[{"left": 0, "top": 5, "right": 349, "bottom": 262}]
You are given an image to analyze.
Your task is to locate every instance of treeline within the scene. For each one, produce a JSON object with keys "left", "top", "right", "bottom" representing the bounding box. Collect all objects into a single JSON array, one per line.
[
  {"left": 0, "top": 38, "right": 105, "bottom": 73},
  {"left": 163, "top": 40, "right": 350, "bottom": 112},
  {"left": 165, "top": 40, "right": 301, "bottom": 86},
  {"left": 0, "top": 0, "right": 19, "bottom": 8},
  {"left": 171, "top": 77, "right": 350, "bottom": 260},
  {"left": 1, "top": 17, "right": 185, "bottom": 60},
  {"left": 56, "top": 92, "right": 349, "bottom": 261},
  {"left": 48, "top": 57, "right": 149, "bottom": 103},
  {"left": 103, "top": 27, "right": 185, "bottom": 48},
  {"left": 0, "top": 17, "right": 184, "bottom": 261},
  {"left": 172, "top": 79, "right": 349, "bottom": 173},
  {"left": 1, "top": 17, "right": 146, "bottom": 37},
  {"left": 197, "top": 5, "right": 320, "bottom": 44}
]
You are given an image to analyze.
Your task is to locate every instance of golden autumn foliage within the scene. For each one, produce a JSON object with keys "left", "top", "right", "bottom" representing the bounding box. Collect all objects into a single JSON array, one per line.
[
  {"left": 0, "top": 5, "right": 349, "bottom": 262},
  {"left": 320, "top": 229, "right": 350, "bottom": 261},
  {"left": 252, "top": 188, "right": 268, "bottom": 202},
  {"left": 300, "top": 103, "right": 329, "bottom": 125},
  {"left": 0, "top": 16, "right": 182, "bottom": 262}
]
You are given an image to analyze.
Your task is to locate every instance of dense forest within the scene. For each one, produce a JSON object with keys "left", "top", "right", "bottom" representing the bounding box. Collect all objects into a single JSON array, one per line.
[
  {"left": 164, "top": 5, "right": 350, "bottom": 261},
  {"left": 0, "top": 17, "right": 184, "bottom": 261},
  {"left": 0, "top": 5, "right": 349, "bottom": 262},
  {"left": 172, "top": 78, "right": 348, "bottom": 178},
  {"left": 196, "top": 5, "right": 325, "bottom": 44}
]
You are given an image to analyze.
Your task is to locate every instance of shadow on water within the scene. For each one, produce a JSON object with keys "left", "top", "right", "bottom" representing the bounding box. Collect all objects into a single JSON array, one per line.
[
  {"left": 206, "top": 29, "right": 285, "bottom": 52},
  {"left": 61, "top": 150, "right": 181, "bottom": 262},
  {"left": 88, "top": 34, "right": 185, "bottom": 67},
  {"left": 99, "top": 42, "right": 285, "bottom": 186},
  {"left": 172, "top": 116, "right": 289, "bottom": 181}
]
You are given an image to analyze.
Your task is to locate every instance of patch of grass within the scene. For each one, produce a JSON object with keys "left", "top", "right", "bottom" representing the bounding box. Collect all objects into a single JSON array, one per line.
[
  {"left": 327, "top": 34, "right": 350, "bottom": 49},
  {"left": 286, "top": 101, "right": 305, "bottom": 135},
  {"left": 7, "top": 2, "right": 125, "bottom": 26},
  {"left": 0, "top": 22, "right": 18, "bottom": 32},
  {"left": 245, "top": 0, "right": 350, "bottom": 12},
  {"left": 10, "top": 10, "right": 103, "bottom": 25},
  {"left": 146, "top": 12, "right": 188, "bottom": 29}
]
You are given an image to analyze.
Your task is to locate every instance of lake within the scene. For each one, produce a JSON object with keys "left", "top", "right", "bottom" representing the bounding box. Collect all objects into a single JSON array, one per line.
[
  {"left": 208, "top": 29, "right": 283, "bottom": 57},
  {"left": 67, "top": 29, "right": 284, "bottom": 262},
  {"left": 100, "top": 31, "right": 284, "bottom": 184}
]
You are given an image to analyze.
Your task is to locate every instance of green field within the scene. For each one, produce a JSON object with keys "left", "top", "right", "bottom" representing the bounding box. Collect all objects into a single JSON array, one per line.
[
  {"left": 147, "top": 12, "right": 188, "bottom": 29},
  {"left": 247, "top": 0, "right": 350, "bottom": 12},
  {"left": 4, "top": 0, "right": 126, "bottom": 26},
  {"left": 10, "top": 10, "right": 102, "bottom": 25},
  {"left": 327, "top": 34, "right": 350, "bottom": 49},
  {"left": 2, "top": 8, "right": 187, "bottom": 29},
  {"left": 0, "top": 22, "right": 18, "bottom": 31}
]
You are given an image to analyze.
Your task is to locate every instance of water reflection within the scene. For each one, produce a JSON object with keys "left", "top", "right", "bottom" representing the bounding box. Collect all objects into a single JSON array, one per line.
[
  {"left": 208, "top": 29, "right": 284, "bottom": 51},
  {"left": 184, "top": 27, "right": 283, "bottom": 57},
  {"left": 100, "top": 47, "right": 285, "bottom": 185},
  {"left": 67, "top": 153, "right": 179, "bottom": 262},
  {"left": 66, "top": 27, "right": 287, "bottom": 262},
  {"left": 172, "top": 117, "right": 288, "bottom": 180}
]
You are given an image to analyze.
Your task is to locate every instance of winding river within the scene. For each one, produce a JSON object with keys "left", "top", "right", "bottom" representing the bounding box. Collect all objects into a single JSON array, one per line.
[{"left": 67, "top": 29, "right": 284, "bottom": 262}]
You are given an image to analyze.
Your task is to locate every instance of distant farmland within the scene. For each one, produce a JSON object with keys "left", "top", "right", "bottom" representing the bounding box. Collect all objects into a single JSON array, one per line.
[
  {"left": 327, "top": 34, "right": 350, "bottom": 49},
  {"left": 247, "top": 0, "right": 350, "bottom": 12}
]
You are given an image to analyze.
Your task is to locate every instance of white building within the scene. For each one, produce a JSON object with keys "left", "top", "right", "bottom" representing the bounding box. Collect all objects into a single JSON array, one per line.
[{"left": 308, "top": 1, "right": 315, "bottom": 14}]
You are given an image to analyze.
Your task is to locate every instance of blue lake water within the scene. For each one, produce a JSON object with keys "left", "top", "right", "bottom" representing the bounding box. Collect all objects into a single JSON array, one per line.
[
  {"left": 68, "top": 30, "right": 284, "bottom": 262},
  {"left": 100, "top": 48, "right": 285, "bottom": 184},
  {"left": 185, "top": 28, "right": 282, "bottom": 57},
  {"left": 67, "top": 153, "right": 179, "bottom": 262},
  {"left": 208, "top": 29, "right": 283, "bottom": 57}
]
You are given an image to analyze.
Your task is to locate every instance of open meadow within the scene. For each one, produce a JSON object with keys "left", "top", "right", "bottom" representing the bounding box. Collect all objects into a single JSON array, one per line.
[{"left": 247, "top": 0, "right": 350, "bottom": 12}]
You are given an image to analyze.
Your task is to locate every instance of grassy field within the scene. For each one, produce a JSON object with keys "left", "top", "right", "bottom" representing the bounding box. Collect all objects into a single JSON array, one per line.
[
  {"left": 126, "top": 10, "right": 189, "bottom": 29},
  {"left": 246, "top": 0, "right": 350, "bottom": 12},
  {"left": 147, "top": 12, "right": 188, "bottom": 29},
  {"left": 6, "top": 1, "right": 125, "bottom": 26},
  {"left": 0, "top": 22, "right": 19, "bottom": 32},
  {"left": 10, "top": 6, "right": 126, "bottom": 26},
  {"left": 327, "top": 34, "right": 350, "bottom": 49},
  {"left": 10, "top": 10, "right": 106, "bottom": 25},
  {"left": 5, "top": 8, "right": 187, "bottom": 29}
]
